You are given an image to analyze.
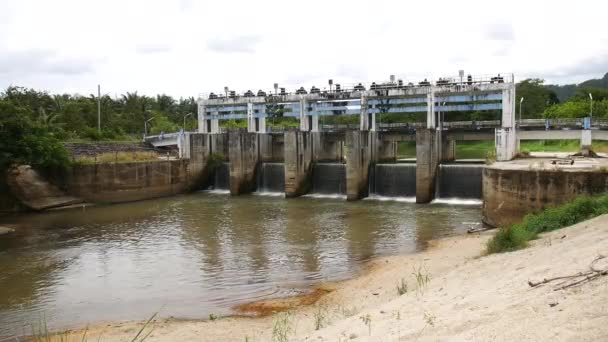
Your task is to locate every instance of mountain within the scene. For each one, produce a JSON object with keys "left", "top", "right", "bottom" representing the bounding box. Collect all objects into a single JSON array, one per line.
[{"left": 545, "top": 73, "right": 608, "bottom": 102}]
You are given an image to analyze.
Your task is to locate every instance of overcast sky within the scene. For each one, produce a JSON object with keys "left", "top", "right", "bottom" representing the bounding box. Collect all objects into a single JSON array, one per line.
[{"left": 1, "top": 0, "right": 607, "bottom": 98}]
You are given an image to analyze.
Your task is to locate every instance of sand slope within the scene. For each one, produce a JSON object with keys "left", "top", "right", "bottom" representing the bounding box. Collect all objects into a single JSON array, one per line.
[{"left": 68, "top": 215, "right": 608, "bottom": 341}]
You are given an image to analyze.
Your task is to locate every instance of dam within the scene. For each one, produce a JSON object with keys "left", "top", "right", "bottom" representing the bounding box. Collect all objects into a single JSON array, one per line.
[
  {"left": 142, "top": 72, "right": 608, "bottom": 209},
  {"left": 146, "top": 73, "right": 513, "bottom": 202}
]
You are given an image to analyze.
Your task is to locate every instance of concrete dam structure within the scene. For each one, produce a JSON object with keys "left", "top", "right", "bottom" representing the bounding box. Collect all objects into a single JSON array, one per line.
[
  {"left": 159, "top": 73, "right": 517, "bottom": 203},
  {"left": 143, "top": 73, "right": 607, "bottom": 207}
]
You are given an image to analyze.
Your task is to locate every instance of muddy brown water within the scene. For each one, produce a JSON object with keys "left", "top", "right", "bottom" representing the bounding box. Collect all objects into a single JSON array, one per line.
[{"left": 0, "top": 191, "right": 481, "bottom": 338}]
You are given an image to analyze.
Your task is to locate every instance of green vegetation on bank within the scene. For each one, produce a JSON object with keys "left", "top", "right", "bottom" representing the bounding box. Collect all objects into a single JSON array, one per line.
[
  {"left": 486, "top": 194, "right": 608, "bottom": 254},
  {"left": 396, "top": 140, "right": 608, "bottom": 160}
]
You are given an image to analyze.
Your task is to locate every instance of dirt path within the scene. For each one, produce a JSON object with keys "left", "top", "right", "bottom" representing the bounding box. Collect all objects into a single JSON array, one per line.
[{"left": 61, "top": 215, "right": 608, "bottom": 341}]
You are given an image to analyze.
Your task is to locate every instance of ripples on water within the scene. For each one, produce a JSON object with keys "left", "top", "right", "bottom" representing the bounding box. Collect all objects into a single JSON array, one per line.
[{"left": 0, "top": 192, "right": 481, "bottom": 337}]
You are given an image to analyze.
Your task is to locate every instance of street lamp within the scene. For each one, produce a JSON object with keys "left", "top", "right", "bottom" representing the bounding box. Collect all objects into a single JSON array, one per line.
[
  {"left": 144, "top": 117, "right": 155, "bottom": 137},
  {"left": 519, "top": 97, "right": 524, "bottom": 127},
  {"left": 183, "top": 112, "right": 193, "bottom": 131},
  {"left": 589, "top": 93, "right": 593, "bottom": 119},
  {"left": 440, "top": 101, "right": 446, "bottom": 130}
]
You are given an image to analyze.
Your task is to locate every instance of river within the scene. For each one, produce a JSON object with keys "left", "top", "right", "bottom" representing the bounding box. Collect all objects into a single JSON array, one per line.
[{"left": 0, "top": 191, "right": 481, "bottom": 338}]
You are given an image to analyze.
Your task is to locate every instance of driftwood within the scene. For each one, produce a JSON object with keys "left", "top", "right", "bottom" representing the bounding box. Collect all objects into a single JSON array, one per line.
[{"left": 528, "top": 255, "right": 607, "bottom": 291}]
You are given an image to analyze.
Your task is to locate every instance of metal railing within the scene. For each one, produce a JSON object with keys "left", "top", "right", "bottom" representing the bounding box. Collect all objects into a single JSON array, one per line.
[{"left": 197, "top": 73, "right": 515, "bottom": 100}]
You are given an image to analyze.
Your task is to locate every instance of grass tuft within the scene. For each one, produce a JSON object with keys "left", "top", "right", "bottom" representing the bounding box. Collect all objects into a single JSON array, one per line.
[{"left": 396, "top": 278, "right": 408, "bottom": 295}]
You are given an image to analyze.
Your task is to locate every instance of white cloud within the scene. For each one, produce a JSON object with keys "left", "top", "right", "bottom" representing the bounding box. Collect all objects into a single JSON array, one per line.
[
  {"left": 206, "top": 35, "right": 262, "bottom": 54},
  {"left": 0, "top": 0, "right": 607, "bottom": 96},
  {"left": 136, "top": 43, "right": 172, "bottom": 54}
]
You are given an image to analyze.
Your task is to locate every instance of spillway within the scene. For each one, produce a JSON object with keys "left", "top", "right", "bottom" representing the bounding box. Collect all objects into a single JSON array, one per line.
[
  {"left": 311, "top": 163, "right": 346, "bottom": 195},
  {"left": 369, "top": 163, "right": 416, "bottom": 197},
  {"left": 256, "top": 162, "right": 285, "bottom": 193},
  {"left": 437, "top": 163, "right": 483, "bottom": 199},
  {"left": 213, "top": 162, "right": 230, "bottom": 190}
]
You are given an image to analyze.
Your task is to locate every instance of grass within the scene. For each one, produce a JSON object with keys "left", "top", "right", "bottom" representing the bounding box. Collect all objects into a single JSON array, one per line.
[
  {"left": 313, "top": 306, "right": 329, "bottom": 330},
  {"left": 486, "top": 194, "right": 608, "bottom": 254},
  {"left": 456, "top": 141, "right": 494, "bottom": 159},
  {"left": 73, "top": 151, "right": 162, "bottom": 165},
  {"left": 412, "top": 264, "right": 430, "bottom": 296},
  {"left": 359, "top": 314, "right": 372, "bottom": 336},
  {"left": 397, "top": 141, "right": 416, "bottom": 158},
  {"left": 31, "top": 312, "right": 157, "bottom": 342},
  {"left": 271, "top": 312, "right": 292, "bottom": 342},
  {"left": 396, "top": 278, "right": 408, "bottom": 295}
]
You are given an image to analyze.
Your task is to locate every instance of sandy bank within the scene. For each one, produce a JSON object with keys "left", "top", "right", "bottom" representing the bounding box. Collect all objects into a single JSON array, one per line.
[{"left": 59, "top": 216, "right": 608, "bottom": 341}]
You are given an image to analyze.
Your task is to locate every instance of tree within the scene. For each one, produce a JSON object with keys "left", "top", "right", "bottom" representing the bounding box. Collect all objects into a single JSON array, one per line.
[
  {"left": 0, "top": 101, "right": 70, "bottom": 171},
  {"left": 516, "top": 79, "right": 559, "bottom": 119}
]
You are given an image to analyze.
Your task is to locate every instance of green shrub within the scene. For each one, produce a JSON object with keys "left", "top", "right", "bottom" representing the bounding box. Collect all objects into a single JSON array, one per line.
[{"left": 486, "top": 194, "right": 608, "bottom": 254}]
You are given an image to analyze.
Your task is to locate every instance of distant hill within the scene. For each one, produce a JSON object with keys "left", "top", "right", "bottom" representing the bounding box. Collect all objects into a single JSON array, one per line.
[{"left": 545, "top": 73, "right": 608, "bottom": 102}]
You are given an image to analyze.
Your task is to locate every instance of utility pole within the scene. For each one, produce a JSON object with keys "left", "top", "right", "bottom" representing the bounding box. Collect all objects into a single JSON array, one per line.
[
  {"left": 183, "top": 113, "right": 192, "bottom": 131},
  {"left": 97, "top": 84, "right": 101, "bottom": 132},
  {"left": 589, "top": 93, "right": 593, "bottom": 119}
]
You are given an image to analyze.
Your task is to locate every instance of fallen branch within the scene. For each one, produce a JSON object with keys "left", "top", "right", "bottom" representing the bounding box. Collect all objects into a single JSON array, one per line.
[{"left": 528, "top": 254, "right": 607, "bottom": 290}]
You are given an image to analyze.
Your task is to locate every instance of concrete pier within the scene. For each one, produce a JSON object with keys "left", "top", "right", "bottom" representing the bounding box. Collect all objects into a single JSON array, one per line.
[
  {"left": 441, "top": 138, "right": 456, "bottom": 162},
  {"left": 284, "top": 130, "right": 313, "bottom": 197},
  {"left": 345, "top": 131, "right": 372, "bottom": 200},
  {"left": 416, "top": 128, "right": 440, "bottom": 203},
  {"left": 228, "top": 131, "right": 259, "bottom": 195}
]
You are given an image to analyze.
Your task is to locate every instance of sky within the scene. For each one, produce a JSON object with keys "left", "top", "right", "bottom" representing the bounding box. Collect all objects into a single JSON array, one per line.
[{"left": 1, "top": 0, "right": 607, "bottom": 98}]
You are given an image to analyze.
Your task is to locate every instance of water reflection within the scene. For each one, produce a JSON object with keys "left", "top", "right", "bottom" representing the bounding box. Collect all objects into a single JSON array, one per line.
[{"left": 0, "top": 192, "right": 480, "bottom": 338}]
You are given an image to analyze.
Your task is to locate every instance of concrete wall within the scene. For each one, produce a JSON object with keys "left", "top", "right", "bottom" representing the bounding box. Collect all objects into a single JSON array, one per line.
[
  {"left": 483, "top": 167, "right": 608, "bottom": 227},
  {"left": 313, "top": 132, "right": 344, "bottom": 162},
  {"left": 441, "top": 139, "right": 456, "bottom": 162},
  {"left": 63, "top": 160, "right": 198, "bottom": 203},
  {"left": 375, "top": 138, "right": 397, "bottom": 163},
  {"left": 259, "top": 133, "right": 285, "bottom": 162},
  {"left": 284, "top": 130, "right": 313, "bottom": 197},
  {"left": 345, "top": 130, "right": 372, "bottom": 200},
  {"left": 58, "top": 133, "right": 211, "bottom": 204},
  {"left": 416, "top": 128, "right": 440, "bottom": 203},
  {"left": 228, "top": 130, "right": 259, "bottom": 195},
  {"left": 209, "top": 133, "right": 229, "bottom": 159}
]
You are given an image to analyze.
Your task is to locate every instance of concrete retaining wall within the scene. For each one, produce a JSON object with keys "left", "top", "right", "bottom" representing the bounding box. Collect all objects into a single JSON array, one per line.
[
  {"left": 49, "top": 133, "right": 211, "bottom": 205},
  {"left": 63, "top": 159, "right": 202, "bottom": 203},
  {"left": 482, "top": 167, "right": 608, "bottom": 227}
]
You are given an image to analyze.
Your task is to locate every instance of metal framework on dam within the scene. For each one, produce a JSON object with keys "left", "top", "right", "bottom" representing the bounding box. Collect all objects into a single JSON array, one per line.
[{"left": 197, "top": 74, "right": 517, "bottom": 160}]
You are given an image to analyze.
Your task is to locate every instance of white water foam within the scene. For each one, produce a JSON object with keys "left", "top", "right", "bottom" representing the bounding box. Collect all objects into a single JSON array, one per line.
[
  {"left": 431, "top": 198, "right": 482, "bottom": 206},
  {"left": 253, "top": 191, "right": 285, "bottom": 197},
  {"left": 364, "top": 195, "right": 417, "bottom": 203},
  {"left": 201, "top": 189, "right": 231, "bottom": 195},
  {"left": 302, "top": 193, "right": 347, "bottom": 200}
]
